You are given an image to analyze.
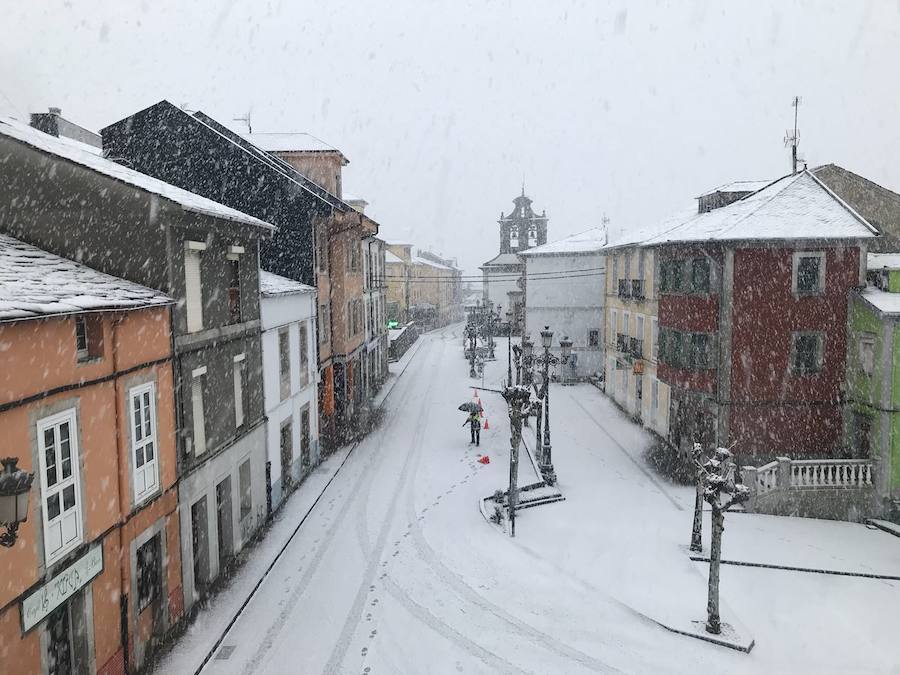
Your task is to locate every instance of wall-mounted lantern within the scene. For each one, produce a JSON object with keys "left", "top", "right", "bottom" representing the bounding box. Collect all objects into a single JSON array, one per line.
[{"left": 0, "top": 457, "right": 34, "bottom": 548}]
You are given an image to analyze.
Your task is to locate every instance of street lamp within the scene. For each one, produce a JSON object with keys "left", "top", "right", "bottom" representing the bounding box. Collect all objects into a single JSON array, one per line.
[
  {"left": 0, "top": 457, "right": 34, "bottom": 548},
  {"left": 501, "top": 383, "right": 532, "bottom": 538},
  {"left": 534, "top": 326, "right": 572, "bottom": 486},
  {"left": 521, "top": 334, "right": 534, "bottom": 386},
  {"left": 505, "top": 309, "right": 514, "bottom": 386}
]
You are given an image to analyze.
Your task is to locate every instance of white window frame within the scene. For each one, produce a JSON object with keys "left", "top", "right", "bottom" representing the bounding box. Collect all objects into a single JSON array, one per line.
[
  {"left": 792, "top": 251, "right": 826, "bottom": 296},
  {"left": 184, "top": 241, "right": 206, "bottom": 333},
  {"left": 37, "top": 409, "right": 83, "bottom": 565},
  {"left": 623, "top": 311, "right": 630, "bottom": 338},
  {"left": 279, "top": 328, "right": 291, "bottom": 400},
  {"left": 652, "top": 317, "right": 659, "bottom": 361},
  {"left": 610, "top": 309, "right": 617, "bottom": 342},
  {"left": 191, "top": 366, "right": 207, "bottom": 455},
  {"left": 858, "top": 333, "right": 876, "bottom": 377},
  {"left": 233, "top": 353, "right": 246, "bottom": 428},
  {"left": 299, "top": 322, "right": 310, "bottom": 387},
  {"left": 130, "top": 382, "right": 160, "bottom": 505}
]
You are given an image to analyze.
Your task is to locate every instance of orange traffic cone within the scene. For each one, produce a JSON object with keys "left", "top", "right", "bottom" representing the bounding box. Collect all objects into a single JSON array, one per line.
[{"left": 483, "top": 418, "right": 490, "bottom": 430}]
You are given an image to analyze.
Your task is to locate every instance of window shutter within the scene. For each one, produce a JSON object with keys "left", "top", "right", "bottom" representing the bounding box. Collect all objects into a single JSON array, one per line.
[
  {"left": 192, "top": 377, "right": 206, "bottom": 454},
  {"left": 234, "top": 361, "right": 245, "bottom": 428},
  {"left": 185, "top": 250, "right": 203, "bottom": 332}
]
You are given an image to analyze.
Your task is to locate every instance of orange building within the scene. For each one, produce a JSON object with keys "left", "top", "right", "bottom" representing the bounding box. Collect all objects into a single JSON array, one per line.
[{"left": 0, "top": 235, "right": 180, "bottom": 674}]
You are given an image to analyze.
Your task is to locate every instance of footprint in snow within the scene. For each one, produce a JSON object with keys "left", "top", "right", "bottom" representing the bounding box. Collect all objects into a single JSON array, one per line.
[{"left": 361, "top": 647, "right": 368, "bottom": 656}]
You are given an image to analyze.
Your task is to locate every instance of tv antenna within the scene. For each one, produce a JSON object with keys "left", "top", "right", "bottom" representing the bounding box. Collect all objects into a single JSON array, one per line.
[
  {"left": 783, "top": 96, "right": 801, "bottom": 175},
  {"left": 601, "top": 213, "right": 610, "bottom": 245},
  {"left": 233, "top": 108, "right": 252, "bottom": 134}
]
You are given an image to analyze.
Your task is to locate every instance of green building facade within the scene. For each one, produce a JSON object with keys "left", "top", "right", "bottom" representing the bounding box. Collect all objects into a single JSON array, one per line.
[{"left": 845, "top": 256, "right": 900, "bottom": 512}]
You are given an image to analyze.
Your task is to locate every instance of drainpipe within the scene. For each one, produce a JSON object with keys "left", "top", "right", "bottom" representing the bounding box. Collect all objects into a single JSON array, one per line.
[{"left": 111, "top": 314, "right": 131, "bottom": 673}]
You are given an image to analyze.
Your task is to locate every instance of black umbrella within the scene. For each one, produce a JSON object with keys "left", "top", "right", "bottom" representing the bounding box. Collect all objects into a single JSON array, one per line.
[{"left": 458, "top": 402, "right": 483, "bottom": 413}]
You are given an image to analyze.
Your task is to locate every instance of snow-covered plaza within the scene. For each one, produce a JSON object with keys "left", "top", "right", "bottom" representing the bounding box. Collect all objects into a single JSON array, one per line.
[{"left": 160, "top": 326, "right": 900, "bottom": 675}]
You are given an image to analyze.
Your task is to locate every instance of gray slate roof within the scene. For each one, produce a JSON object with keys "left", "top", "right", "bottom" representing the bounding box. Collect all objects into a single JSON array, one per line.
[{"left": 0, "top": 234, "right": 172, "bottom": 321}]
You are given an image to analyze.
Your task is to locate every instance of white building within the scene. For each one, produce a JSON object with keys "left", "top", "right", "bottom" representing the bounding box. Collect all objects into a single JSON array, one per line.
[
  {"left": 363, "top": 235, "right": 389, "bottom": 397},
  {"left": 480, "top": 252, "right": 524, "bottom": 316},
  {"left": 520, "top": 228, "right": 608, "bottom": 379},
  {"left": 260, "top": 271, "right": 320, "bottom": 511}
]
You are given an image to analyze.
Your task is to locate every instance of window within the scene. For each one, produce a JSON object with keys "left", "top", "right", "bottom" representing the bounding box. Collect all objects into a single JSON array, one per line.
[
  {"left": 299, "top": 323, "right": 310, "bottom": 387},
  {"left": 301, "top": 407, "right": 311, "bottom": 469},
  {"left": 239, "top": 460, "right": 252, "bottom": 521},
  {"left": 184, "top": 243, "right": 205, "bottom": 332},
  {"left": 318, "top": 230, "right": 329, "bottom": 273},
  {"left": 652, "top": 318, "right": 659, "bottom": 360},
  {"left": 691, "top": 258, "right": 711, "bottom": 293},
  {"left": 137, "top": 534, "right": 161, "bottom": 610},
  {"left": 319, "top": 304, "right": 330, "bottom": 344},
  {"left": 588, "top": 329, "right": 600, "bottom": 347},
  {"left": 623, "top": 311, "right": 630, "bottom": 337},
  {"left": 859, "top": 334, "right": 876, "bottom": 376},
  {"left": 233, "top": 354, "right": 246, "bottom": 428},
  {"left": 74, "top": 316, "right": 103, "bottom": 362},
  {"left": 130, "top": 382, "right": 159, "bottom": 504},
  {"left": 610, "top": 309, "right": 617, "bottom": 342},
  {"left": 227, "top": 259, "right": 241, "bottom": 324},
  {"left": 688, "top": 333, "right": 710, "bottom": 369},
  {"left": 794, "top": 252, "right": 824, "bottom": 295},
  {"left": 792, "top": 332, "right": 823, "bottom": 374},
  {"left": 348, "top": 242, "right": 361, "bottom": 272},
  {"left": 191, "top": 367, "right": 207, "bottom": 455},
  {"left": 279, "top": 329, "right": 291, "bottom": 400},
  {"left": 670, "top": 331, "right": 683, "bottom": 367},
  {"left": 611, "top": 256, "right": 618, "bottom": 291},
  {"left": 651, "top": 379, "right": 659, "bottom": 422},
  {"left": 37, "top": 409, "right": 83, "bottom": 564}
]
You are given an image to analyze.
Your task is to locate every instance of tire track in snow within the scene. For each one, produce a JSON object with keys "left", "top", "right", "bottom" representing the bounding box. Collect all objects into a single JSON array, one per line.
[
  {"left": 235, "top": 343, "right": 434, "bottom": 675},
  {"left": 393, "top": 389, "right": 620, "bottom": 673},
  {"left": 322, "top": 337, "right": 442, "bottom": 674}
]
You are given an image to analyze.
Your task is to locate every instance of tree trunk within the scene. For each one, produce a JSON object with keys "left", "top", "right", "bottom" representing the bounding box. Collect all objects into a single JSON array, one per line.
[
  {"left": 691, "top": 477, "right": 703, "bottom": 552},
  {"left": 508, "top": 407, "right": 521, "bottom": 537},
  {"left": 706, "top": 505, "right": 724, "bottom": 634}
]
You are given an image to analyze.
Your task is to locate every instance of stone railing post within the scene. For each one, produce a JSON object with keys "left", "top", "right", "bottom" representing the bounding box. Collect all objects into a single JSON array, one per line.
[
  {"left": 776, "top": 456, "right": 792, "bottom": 490},
  {"left": 741, "top": 466, "right": 758, "bottom": 511}
]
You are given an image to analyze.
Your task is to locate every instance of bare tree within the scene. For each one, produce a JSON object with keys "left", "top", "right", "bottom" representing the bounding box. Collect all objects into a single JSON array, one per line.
[
  {"left": 690, "top": 442, "right": 704, "bottom": 552},
  {"left": 701, "top": 447, "right": 749, "bottom": 635}
]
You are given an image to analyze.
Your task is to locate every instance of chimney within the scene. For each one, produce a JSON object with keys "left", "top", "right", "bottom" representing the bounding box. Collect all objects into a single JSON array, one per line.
[{"left": 48, "top": 106, "right": 62, "bottom": 116}]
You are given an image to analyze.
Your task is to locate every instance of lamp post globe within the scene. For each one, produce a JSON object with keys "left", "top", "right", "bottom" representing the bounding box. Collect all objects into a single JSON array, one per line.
[{"left": 540, "top": 326, "right": 553, "bottom": 349}]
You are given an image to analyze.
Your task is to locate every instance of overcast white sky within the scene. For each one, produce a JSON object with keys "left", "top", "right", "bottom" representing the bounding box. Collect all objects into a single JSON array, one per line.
[{"left": 2, "top": 1, "right": 899, "bottom": 276}]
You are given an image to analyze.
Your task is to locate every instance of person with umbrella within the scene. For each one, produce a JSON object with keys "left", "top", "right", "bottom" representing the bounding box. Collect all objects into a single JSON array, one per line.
[{"left": 458, "top": 401, "right": 482, "bottom": 446}]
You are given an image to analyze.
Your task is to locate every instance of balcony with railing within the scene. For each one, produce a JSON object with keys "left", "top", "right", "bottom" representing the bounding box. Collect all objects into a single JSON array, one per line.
[
  {"left": 616, "top": 333, "right": 628, "bottom": 353},
  {"left": 631, "top": 279, "right": 645, "bottom": 300},
  {"left": 629, "top": 337, "right": 644, "bottom": 359},
  {"left": 617, "top": 279, "right": 630, "bottom": 298}
]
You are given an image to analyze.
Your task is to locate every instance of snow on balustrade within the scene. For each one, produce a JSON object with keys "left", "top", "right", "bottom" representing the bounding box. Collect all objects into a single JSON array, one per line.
[
  {"left": 756, "top": 460, "right": 779, "bottom": 494},
  {"left": 790, "top": 459, "right": 873, "bottom": 489}
]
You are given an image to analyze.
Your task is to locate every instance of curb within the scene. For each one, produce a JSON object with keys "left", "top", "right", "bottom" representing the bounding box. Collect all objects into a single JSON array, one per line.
[
  {"left": 866, "top": 518, "right": 900, "bottom": 539},
  {"left": 688, "top": 555, "right": 900, "bottom": 581}
]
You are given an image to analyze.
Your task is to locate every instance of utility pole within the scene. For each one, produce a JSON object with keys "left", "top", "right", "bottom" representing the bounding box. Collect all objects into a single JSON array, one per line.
[{"left": 784, "top": 96, "right": 801, "bottom": 175}]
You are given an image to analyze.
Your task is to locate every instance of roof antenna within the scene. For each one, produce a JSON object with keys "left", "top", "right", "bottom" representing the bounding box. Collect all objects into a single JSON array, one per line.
[
  {"left": 784, "top": 96, "right": 801, "bottom": 175},
  {"left": 233, "top": 108, "right": 252, "bottom": 134},
  {"left": 601, "top": 213, "right": 610, "bottom": 245},
  {"left": 521, "top": 175, "right": 525, "bottom": 198}
]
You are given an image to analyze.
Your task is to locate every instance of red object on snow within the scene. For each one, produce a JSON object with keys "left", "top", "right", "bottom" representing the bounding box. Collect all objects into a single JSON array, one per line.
[
  {"left": 478, "top": 456, "right": 490, "bottom": 464},
  {"left": 482, "top": 418, "right": 489, "bottom": 430}
]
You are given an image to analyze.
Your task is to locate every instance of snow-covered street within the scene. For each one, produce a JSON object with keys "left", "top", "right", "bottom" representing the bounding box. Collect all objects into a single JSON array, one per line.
[{"left": 166, "top": 326, "right": 900, "bottom": 675}]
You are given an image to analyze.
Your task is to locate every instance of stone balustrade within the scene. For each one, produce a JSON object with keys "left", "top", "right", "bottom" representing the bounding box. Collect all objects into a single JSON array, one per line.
[{"left": 741, "top": 456, "right": 879, "bottom": 522}]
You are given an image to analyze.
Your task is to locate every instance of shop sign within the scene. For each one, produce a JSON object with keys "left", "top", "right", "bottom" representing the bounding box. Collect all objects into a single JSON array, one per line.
[{"left": 21, "top": 546, "right": 103, "bottom": 633}]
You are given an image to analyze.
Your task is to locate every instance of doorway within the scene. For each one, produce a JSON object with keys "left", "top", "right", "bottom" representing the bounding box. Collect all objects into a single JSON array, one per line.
[
  {"left": 216, "top": 478, "right": 233, "bottom": 572},
  {"left": 280, "top": 420, "right": 294, "bottom": 490},
  {"left": 191, "top": 497, "right": 209, "bottom": 594}
]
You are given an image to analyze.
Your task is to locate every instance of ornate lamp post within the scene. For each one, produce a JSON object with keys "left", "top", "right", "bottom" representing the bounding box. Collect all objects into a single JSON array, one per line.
[
  {"left": 521, "top": 334, "right": 534, "bottom": 387},
  {"left": 501, "top": 384, "right": 532, "bottom": 538},
  {"left": 0, "top": 457, "right": 34, "bottom": 548},
  {"left": 534, "top": 326, "right": 572, "bottom": 485}
]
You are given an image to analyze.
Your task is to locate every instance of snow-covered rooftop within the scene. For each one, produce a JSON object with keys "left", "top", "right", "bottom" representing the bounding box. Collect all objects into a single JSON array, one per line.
[
  {"left": 481, "top": 252, "right": 523, "bottom": 267},
  {"left": 244, "top": 132, "right": 343, "bottom": 156},
  {"left": 0, "top": 234, "right": 172, "bottom": 321},
  {"left": 0, "top": 116, "right": 275, "bottom": 231},
  {"left": 699, "top": 179, "right": 773, "bottom": 197},
  {"left": 642, "top": 171, "right": 877, "bottom": 246},
  {"left": 259, "top": 270, "right": 316, "bottom": 297},
  {"left": 385, "top": 250, "right": 405, "bottom": 265},
  {"left": 860, "top": 287, "right": 900, "bottom": 315},
  {"left": 867, "top": 253, "right": 900, "bottom": 270},
  {"left": 519, "top": 228, "right": 609, "bottom": 256}
]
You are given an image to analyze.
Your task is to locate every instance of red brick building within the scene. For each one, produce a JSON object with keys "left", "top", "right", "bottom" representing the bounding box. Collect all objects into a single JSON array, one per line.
[{"left": 649, "top": 171, "right": 878, "bottom": 462}]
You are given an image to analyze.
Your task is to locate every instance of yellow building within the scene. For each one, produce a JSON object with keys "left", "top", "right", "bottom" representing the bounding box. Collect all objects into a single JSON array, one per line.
[
  {"left": 604, "top": 245, "right": 670, "bottom": 438},
  {"left": 385, "top": 244, "right": 461, "bottom": 328}
]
